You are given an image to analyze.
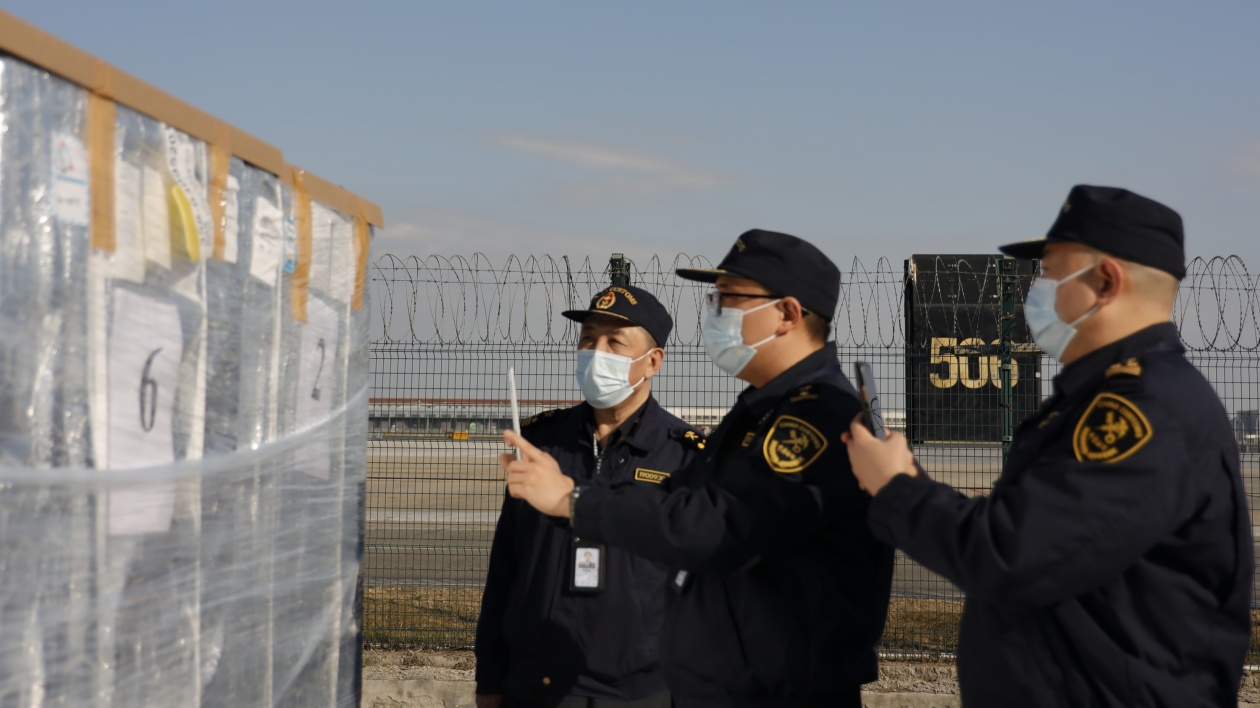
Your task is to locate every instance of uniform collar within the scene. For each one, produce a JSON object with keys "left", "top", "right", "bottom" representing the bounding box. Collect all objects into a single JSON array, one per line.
[
  {"left": 1052, "top": 322, "right": 1183, "bottom": 397},
  {"left": 739, "top": 341, "right": 839, "bottom": 418},
  {"left": 581, "top": 396, "right": 659, "bottom": 452}
]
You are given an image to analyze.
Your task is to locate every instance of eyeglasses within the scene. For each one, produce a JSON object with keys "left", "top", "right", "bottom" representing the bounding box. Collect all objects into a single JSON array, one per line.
[{"left": 704, "top": 289, "right": 784, "bottom": 316}]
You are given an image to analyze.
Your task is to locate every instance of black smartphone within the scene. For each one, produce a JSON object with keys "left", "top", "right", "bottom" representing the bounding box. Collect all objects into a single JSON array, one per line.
[{"left": 854, "top": 361, "right": 886, "bottom": 440}]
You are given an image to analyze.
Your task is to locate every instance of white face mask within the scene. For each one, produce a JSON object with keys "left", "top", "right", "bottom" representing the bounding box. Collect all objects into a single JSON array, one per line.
[
  {"left": 1024, "top": 262, "right": 1100, "bottom": 362},
  {"left": 702, "top": 296, "right": 782, "bottom": 377},
  {"left": 573, "top": 348, "right": 655, "bottom": 409}
]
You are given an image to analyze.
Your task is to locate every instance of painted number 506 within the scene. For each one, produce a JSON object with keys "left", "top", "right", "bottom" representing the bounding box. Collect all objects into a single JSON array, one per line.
[{"left": 928, "top": 337, "right": 1019, "bottom": 389}]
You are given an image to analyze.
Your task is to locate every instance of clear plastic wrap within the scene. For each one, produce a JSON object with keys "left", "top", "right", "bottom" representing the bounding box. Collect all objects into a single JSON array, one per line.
[{"left": 0, "top": 54, "right": 368, "bottom": 707}]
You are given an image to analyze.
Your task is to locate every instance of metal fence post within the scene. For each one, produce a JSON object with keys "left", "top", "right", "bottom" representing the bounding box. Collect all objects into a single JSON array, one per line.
[{"left": 998, "top": 255, "right": 1016, "bottom": 462}]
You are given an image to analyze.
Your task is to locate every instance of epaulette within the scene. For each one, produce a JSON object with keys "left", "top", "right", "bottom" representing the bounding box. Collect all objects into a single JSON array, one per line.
[
  {"left": 520, "top": 408, "right": 563, "bottom": 429},
  {"left": 672, "top": 426, "right": 707, "bottom": 451},
  {"left": 1105, "top": 357, "right": 1143, "bottom": 378},
  {"left": 788, "top": 383, "right": 821, "bottom": 403}
]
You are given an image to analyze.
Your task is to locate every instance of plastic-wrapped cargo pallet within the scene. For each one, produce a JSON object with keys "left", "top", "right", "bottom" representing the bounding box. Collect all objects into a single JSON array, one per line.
[{"left": 0, "top": 11, "right": 383, "bottom": 707}]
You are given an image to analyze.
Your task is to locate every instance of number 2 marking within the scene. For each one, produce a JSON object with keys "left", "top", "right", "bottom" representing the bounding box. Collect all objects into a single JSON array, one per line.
[
  {"left": 139, "top": 348, "right": 161, "bottom": 432},
  {"left": 311, "top": 337, "right": 325, "bottom": 401}
]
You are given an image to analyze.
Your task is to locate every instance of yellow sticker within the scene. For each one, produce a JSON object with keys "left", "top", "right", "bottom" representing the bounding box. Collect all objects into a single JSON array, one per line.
[
  {"left": 168, "top": 184, "right": 200, "bottom": 262},
  {"left": 762, "top": 415, "right": 828, "bottom": 474},
  {"left": 634, "top": 468, "right": 670, "bottom": 484},
  {"left": 1072, "top": 393, "right": 1153, "bottom": 463}
]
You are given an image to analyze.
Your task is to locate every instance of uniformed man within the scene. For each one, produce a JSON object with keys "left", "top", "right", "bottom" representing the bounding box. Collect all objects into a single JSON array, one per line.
[
  {"left": 475, "top": 284, "right": 705, "bottom": 708},
  {"left": 844, "top": 185, "right": 1253, "bottom": 706},
  {"left": 502, "top": 229, "right": 895, "bottom": 707}
]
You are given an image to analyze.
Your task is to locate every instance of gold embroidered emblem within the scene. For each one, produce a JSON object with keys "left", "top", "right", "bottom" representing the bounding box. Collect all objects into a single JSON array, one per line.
[
  {"left": 1105, "top": 358, "right": 1143, "bottom": 378},
  {"left": 634, "top": 468, "right": 670, "bottom": 484},
  {"left": 681, "top": 429, "right": 706, "bottom": 450},
  {"left": 1072, "top": 393, "right": 1153, "bottom": 463},
  {"left": 789, "top": 385, "right": 818, "bottom": 403},
  {"left": 595, "top": 292, "right": 616, "bottom": 310},
  {"left": 762, "top": 416, "right": 828, "bottom": 474},
  {"left": 741, "top": 432, "right": 756, "bottom": 447},
  {"left": 734, "top": 239, "right": 746, "bottom": 252},
  {"left": 605, "top": 287, "right": 638, "bottom": 304}
]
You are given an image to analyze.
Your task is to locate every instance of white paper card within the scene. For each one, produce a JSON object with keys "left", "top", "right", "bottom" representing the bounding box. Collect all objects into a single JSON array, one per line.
[
  {"left": 142, "top": 166, "right": 172, "bottom": 269},
  {"left": 309, "top": 205, "right": 335, "bottom": 295},
  {"left": 106, "top": 288, "right": 183, "bottom": 534},
  {"left": 330, "top": 217, "right": 356, "bottom": 305},
  {"left": 112, "top": 161, "right": 146, "bottom": 284},
  {"left": 162, "top": 125, "right": 213, "bottom": 258},
  {"left": 250, "top": 196, "right": 284, "bottom": 285},
  {"left": 295, "top": 297, "right": 340, "bottom": 479},
  {"left": 223, "top": 174, "right": 241, "bottom": 264},
  {"left": 51, "top": 133, "right": 90, "bottom": 226}
]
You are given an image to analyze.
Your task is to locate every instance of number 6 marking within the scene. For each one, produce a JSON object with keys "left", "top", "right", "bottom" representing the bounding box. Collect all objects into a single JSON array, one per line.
[{"left": 139, "top": 348, "right": 161, "bottom": 432}]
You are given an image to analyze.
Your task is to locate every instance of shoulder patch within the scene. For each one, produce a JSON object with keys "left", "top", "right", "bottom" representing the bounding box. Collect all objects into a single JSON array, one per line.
[
  {"left": 1072, "top": 392, "right": 1153, "bottom": 463},
  {"left": 521, "top": 408, "right": 562, "bottom": 429},
  {"left": 762, "top": 415, "right": 828, "bottom": 474},
  {"left": 634, "top": 468, "right": 670, "bottom": 484},
  {"left": 1105, "top": 357, "right": 1143, "bottom": 378},
  {"left": 671, "top": 427, "right": 707, "bottom": 450}
]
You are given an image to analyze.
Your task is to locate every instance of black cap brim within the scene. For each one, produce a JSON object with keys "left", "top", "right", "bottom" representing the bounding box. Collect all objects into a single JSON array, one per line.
[
  {"left": 561, "top": 310, "right": 635, "bottom": 325},
  {"left": 998, "top": 238, "right": 1059, "bottom": 259},
  {"left": 675, "top": 267, "right": 728, "bottom": 283},
  {"left": 676, "top": 266, "right": 761, "bottom": 283}
]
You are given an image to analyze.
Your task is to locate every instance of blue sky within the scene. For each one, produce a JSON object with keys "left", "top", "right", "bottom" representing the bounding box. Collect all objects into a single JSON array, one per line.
[{"left": 9, "top": 1, "right": 1260, "bottom": 269}]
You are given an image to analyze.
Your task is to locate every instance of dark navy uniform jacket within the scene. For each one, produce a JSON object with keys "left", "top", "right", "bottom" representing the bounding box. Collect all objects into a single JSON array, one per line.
[
  {"left": 870, "top": 323, "right": 1252, "bottom": 707},
  {"left": 475, "top": 396, "right": 703, "bottom": 701},
  {"left": 572, "top": 343, "right": 895, "bottom": 704}
]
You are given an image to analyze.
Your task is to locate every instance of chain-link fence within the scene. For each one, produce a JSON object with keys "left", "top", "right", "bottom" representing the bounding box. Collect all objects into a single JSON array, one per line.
[{"left": 363, "top": 252, "right": 1260, "bottom": 662}]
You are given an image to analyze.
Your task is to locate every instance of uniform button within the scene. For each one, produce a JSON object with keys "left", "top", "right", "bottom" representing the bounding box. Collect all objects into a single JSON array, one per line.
[
  {"left": 618, "top": 458, "right": 625, "bottom": 463},
  {"left": 542, "top": 677, "right": 551, "bottom": 686}
]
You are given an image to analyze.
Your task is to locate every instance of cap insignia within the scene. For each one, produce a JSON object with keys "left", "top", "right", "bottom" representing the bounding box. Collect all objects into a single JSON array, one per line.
[
  {"left": 595, "top": 292, "right": 616, "bottom": 310},
  {"left": 1062, "top": 199, "right": 1071, "bottom": 213},
  {"left": 607, "top": 287, "right": 638, "bottom": 304},
  {"left": 734, "top": 238, "right": 746, "bottom": 252}
]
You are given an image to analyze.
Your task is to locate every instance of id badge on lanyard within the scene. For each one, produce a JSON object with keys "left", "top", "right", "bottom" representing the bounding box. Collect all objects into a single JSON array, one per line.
[
  {"left": 570, "top": 537, "right": 606, "bottom": 593},
  {"left": 570, "top": 431, "right": 608, "bottom": 592}
]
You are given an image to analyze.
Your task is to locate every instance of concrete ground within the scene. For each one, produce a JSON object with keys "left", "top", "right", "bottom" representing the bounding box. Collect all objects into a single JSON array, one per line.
[{"left": 361, "top": 651, "right": 1260, "bottom": 707}]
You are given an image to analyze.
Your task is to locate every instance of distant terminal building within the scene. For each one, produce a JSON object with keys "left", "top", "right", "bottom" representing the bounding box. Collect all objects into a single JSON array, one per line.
[{"left": 368, "top": 398, "right": 904, "bottom": 440}]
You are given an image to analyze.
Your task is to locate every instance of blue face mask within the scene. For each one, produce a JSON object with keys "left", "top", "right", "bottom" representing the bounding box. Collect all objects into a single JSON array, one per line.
[
  {"left": 702, "top": 297, "right": 782, "bottom": 377},
  {"left": 1024, "top": 262, "right": 1099, "bottom": 362},
  {"left": 574, "top": 348, "right": 655, "bottom": 409}
]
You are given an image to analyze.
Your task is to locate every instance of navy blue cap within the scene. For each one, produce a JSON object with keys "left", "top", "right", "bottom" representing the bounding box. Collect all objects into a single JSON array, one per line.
[
  {"left": 675, "top": 229, "right": 840, "bottom": 317},
  {"left": 562, "top": 284, "right": 673, "bottom": 347},
  {"left": 1000, "top": 185, "right": 1186, "bottom": 279}
]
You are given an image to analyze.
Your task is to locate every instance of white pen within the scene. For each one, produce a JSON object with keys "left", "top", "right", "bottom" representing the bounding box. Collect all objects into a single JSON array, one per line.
[{"left": 507, "top": 365, "right": 522, "bottom": 460}]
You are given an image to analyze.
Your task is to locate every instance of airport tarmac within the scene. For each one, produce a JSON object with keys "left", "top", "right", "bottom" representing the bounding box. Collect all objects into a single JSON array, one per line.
[{"left": 364, "top": 440, "right": 1260, "bottom": 599}]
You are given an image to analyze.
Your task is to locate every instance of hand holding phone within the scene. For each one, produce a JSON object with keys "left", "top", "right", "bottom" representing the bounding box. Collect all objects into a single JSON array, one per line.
[{"left": 854, "top": 361, "right": 885, "bottom": 440}]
